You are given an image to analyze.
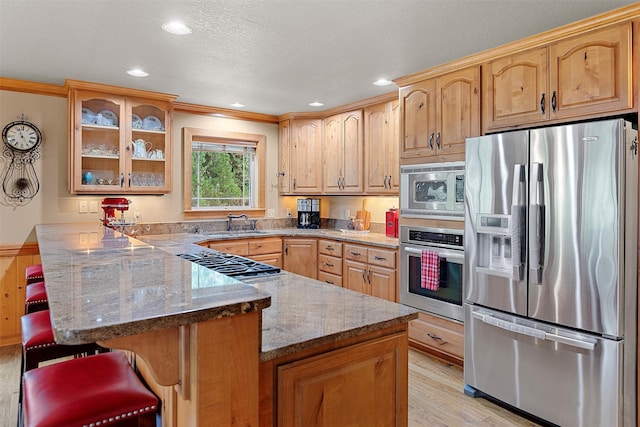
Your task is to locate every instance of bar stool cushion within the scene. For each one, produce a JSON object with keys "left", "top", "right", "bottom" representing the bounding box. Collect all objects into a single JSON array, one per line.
[
  {"left": 25, "top": 281, "right": 48, "bottom": 313},
  {"left": 23, "top": 352, "right": 158, "bottom": 427},
  {"left": 25, "top": 264, "right": 44, "bottom": 285},
  {"left": 21, "top": 310, "right": 103, "bottom": 372}
]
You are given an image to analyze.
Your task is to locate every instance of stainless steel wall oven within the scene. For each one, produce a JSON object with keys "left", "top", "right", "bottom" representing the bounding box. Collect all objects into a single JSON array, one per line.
[{"left": 400, "top": 225, "right": 464, "bottom": 322}]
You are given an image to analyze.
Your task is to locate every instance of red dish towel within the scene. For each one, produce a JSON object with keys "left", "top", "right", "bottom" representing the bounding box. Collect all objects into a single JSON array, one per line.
[{"left": 421, "top": 250, "right": 440, "bottom": 291}]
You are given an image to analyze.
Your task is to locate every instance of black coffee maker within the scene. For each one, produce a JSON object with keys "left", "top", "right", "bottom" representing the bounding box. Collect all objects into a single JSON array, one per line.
[{"left": 297, "top": 198, "right": 320, "bottom": 229}]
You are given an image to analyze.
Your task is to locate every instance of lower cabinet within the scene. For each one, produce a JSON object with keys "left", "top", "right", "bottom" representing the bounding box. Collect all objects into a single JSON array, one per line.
[
  {"left": 206, "top": 238, "right": 283, "bottom": 267},
  {"left": 258, "top": 326, "right": 409, "bottom": 427},
  {"left": 408, "top": 311, "right": 464, "bottom": 365},
  {"left": 283, "top": 238, "right": 318, "bottom": 279},
  {"left": 343, "top": 244, "right": 397, "bottom": 302},
  {"left": 317, "top": 239, "right": 343, "bottom": 286}
]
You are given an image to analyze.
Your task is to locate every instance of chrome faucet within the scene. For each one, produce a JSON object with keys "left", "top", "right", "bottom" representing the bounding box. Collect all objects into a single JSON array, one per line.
[{"left": 227, "top": 214, "right": 248, "bottom": 231}]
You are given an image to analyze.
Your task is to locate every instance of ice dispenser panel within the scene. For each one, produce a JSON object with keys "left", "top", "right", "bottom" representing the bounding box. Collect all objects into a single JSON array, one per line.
[{"left": 476, "top": 214, "right": 523, "bottom": 280}]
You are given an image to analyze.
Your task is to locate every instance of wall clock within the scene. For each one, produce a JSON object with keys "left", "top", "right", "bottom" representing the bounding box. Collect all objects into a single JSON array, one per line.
[{"left": 1, "top": 115, "right": 42, "bottom": 205}]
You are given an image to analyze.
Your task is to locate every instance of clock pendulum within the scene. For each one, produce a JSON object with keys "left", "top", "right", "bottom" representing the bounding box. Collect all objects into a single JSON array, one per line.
[{"left": 1, "top": 115, "right": 43, "bottom": 205}]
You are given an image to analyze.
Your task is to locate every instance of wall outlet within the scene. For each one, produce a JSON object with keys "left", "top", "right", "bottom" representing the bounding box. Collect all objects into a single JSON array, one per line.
[
  {"left": 89, "top": 201, "right": 98, "bottom": 213},
  {"left": 267, "top": 208, "right": 275, "bottom": 218},
  {"left": 344, "top": 209, "right": 350, "bottom": 219},
  {"left": 78, "top": 200, "right": 88, "bottom": 213},
  {"left": 286, "top": 208, "right": 292, "bottom": 217}
]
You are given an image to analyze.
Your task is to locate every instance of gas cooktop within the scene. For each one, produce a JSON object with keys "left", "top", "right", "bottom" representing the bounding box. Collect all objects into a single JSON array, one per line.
[{"left": 177, "top": 250, "right": 281, "bottom": 279}]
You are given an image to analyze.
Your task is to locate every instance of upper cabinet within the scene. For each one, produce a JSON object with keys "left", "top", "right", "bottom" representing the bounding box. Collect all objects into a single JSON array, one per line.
[
  {"left": 323, "top": 110, "right": 363, "bottom": 194},
  {"left": 483, "top": 22, "right": 632, "bottom": 132},
  {"left": 400, "top": 66, "right": 480, "bottom": 162},
  {"left": 364, "top": 100, "right": 399, "bottom": 194},
  {"left": 67, "top": 81, "right": 176, "bottom": 194},
  {"left": 279, "top": 118, "right": 323, "bottom": 194}
]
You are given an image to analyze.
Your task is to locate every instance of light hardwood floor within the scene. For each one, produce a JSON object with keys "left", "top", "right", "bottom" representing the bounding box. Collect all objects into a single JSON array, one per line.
[{"left": 0, "top": 344, "right": 540, "bottom": 427}]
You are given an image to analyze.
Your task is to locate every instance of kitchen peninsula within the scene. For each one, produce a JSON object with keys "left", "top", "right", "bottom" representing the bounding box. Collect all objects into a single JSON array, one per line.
[{"left": 36, "top": 223, "right": 418, "bottom": 427}]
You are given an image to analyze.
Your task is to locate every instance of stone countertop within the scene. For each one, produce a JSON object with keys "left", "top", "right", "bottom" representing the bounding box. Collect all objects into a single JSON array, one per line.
[
  {"left": 137, "top": 229, "right": 417, "bottom": 362},
  {"left": 35, "top": 223, "right": 272, "bottom": 344},
  {"left": 137, "top": 227, "right": 400, "bottom": 250}
]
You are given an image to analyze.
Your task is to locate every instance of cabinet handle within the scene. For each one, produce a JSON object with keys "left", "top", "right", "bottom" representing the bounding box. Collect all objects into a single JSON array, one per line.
[
  {"left": 293, "top": 178, "right": 296, "bottom": 190},
  {"left": 326, "top": 246, "right": 334, "bottom": 251},
  {"left": 326, "top": 280, "right": 334, "bottom": 285},
  {"left": 388, "top": 175, "right": 392, "bottom": 189},
  {"left": 366, "top": 269, "right": 371, "bottom": 284},
  {"left": 383, "top": 175, "right": 388, "bottom": 189},
  {"left": 350, "top": 251, "right": 361, "bottom": 256},
  {"left": 428, "top": 132, "right": 434, "bottom": 149},
  {"left": 551, "top": 91, "right": 557, "bottom": 112},
  {"left": 540, "top": 93, "right": 546, "bottom": 114},
  {"left": 120, "top": 173, "right": 124, "bottom": 187},
  {"left": 374, "top": 256, "right": 387, "bottom": 261},
  {"left": 285, "top": 244, "right": 288, "bottom": 255},
  {"left": 427, "top": 333, "right": 448, "bottom": 345},
  {"left": 435, "top": 132, "right": 441, "bottom": 149},
  {"left": 128, "top": 172, "right": 131, "bottom": 187},
  {"left": 325, "top": 262, "right": 334, "bottom": 267},
  {"left": 337, "top": 177, "right": 341, "bottom": 188},
  {"left": 362, "top": 269, "right": 367, "bottom": 282}
]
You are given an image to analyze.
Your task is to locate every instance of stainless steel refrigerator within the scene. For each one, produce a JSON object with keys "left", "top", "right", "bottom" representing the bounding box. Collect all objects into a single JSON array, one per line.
[{"left": 464, "top": 119, "right": 638, "bottom": 427}]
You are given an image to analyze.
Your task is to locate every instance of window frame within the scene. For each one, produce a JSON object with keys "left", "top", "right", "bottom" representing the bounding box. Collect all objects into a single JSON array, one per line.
[{"left": 183, "top": 127, "right": 265, "bottom": 218}]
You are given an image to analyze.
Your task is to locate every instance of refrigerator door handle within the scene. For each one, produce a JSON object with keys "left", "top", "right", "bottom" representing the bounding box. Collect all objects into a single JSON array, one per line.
[
  {"left": 511, "top": 164, "right": 526, "bottom": 281},
  {"left": 472, "top": 312, "right": 546, "bottom": 339},
  {"left": 544, "top": 333, "right": 596, "bottom": 351},
  {"left": 529, "top": 162, "right": 545, "bottom": 284}
]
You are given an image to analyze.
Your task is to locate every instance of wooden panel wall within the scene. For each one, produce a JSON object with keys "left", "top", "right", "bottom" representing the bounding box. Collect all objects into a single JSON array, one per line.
[{"left": 0, "top": 244, "right": 40, "bottom": 346}]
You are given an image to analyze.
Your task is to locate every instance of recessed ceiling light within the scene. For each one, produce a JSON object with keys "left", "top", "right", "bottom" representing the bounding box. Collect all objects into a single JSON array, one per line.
[
  {"left": 162, "top": 21, "right": 193, "bottom": 35},
  {"left": 126, "top": 68, "right": 149, "bottom": 77},
  {"left": 309, "top": 101, "right": 324, "bottom": 107},
  {"left": 230, "top": 102, "right": 245, "bottom": 108},
  {"left": 373, "top": 78, "right": 392, "bottom": 86}
]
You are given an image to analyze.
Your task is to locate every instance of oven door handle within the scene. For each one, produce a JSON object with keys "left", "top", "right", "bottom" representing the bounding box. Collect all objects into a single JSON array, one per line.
[{"left": 402, "top": 246, "right": 464, "bottom": 263}]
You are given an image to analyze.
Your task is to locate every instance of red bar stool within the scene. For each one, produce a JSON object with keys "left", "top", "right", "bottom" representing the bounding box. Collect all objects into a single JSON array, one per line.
[
  {"left": 21, "top": 310, "right": 105, "bottom": 372},
  {"left": 22, "top": 351, "right": 158, "bottom": 427},
  {"left": 25, "top": 264, "right": 44, "bottom": 285},
  {"left": 25, "top": 281, "right": 48, "bottom": 314}
]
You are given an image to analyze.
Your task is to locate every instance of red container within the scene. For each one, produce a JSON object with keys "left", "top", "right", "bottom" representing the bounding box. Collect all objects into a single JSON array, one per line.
[{"left": 385, "top": 208, "right": 399, "bottom": 238}]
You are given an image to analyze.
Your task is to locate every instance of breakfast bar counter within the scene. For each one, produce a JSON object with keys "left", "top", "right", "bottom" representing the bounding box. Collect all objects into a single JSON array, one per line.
[{"left": 36, "top": 223, "right": 418, "bottom": 427}]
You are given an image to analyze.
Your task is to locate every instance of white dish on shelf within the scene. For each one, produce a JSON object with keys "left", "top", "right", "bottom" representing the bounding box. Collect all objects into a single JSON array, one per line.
[
  {"left": 98, "top": 109, "right": 118, "bottom": 126},
  {"left": 132, "top": 114, "right": 143, "bottom": 129},
  {"left": 142, "top": 115, "right": 163, "bottom": 131},
  {"left": 82, "top": 107, "right": 96, "bottom": 124}
]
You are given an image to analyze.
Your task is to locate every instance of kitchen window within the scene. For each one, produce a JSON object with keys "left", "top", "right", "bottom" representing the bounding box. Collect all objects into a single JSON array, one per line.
[{"left": 183, "top": 127, "right": 265, "bottom": 218}]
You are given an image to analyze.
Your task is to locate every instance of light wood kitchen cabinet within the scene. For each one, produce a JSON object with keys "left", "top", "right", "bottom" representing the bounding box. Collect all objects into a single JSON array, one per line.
[
  {"left": 408, "top": 311, "right": 464, "bottom": 366},
  {"left": 206, "top": 238, "right": 283, "bottom": 267},
  {"left": 323, "top": 110, "right": 363, "bottom": 193},
  {"left": 277, "top": 332, "right": 407, "bottom": 427},
  {"left": 317, "top": 239, "right": 343, "bottom": 286},
  {"left": 364, "top": 100, "right": 399, "bottom": 194},
  {"left": 283, "top": 238, "right": 318, "bottom": 279},
  {"left": 483, "top": 22, "right": 632, "bottom": 132},
  {"left": 343, "top": 244, "right": 397, "bottom": 302},
  {"left": 279, "top": 119, "right": 323, "bottom": 194},
  {"left": 67, "top": 80, "right": 175, "bottom": 194},
  {"left": 400, "top": 66, "right": 480, "bottom": 162}
]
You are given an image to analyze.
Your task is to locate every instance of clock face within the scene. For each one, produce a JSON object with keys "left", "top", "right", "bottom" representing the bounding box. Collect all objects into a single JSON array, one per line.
[{"left": 3, "top": 121, "right": 42, "bottom": 152}]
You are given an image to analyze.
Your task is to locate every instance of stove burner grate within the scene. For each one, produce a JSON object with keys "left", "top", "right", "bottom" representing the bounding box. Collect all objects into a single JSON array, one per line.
[{"left": 177, "top": 250, "right": 281, "bottom": 278}]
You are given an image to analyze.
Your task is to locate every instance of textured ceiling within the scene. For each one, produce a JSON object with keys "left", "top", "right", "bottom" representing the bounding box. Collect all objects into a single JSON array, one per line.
[{"left": 0, "top": 0, "right": 636, "bottom": 116}]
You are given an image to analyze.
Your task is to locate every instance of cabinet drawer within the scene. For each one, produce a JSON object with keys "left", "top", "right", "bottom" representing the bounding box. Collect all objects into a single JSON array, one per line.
[
  {"left": 318, "top": 271, "right": 343, "bottom": 287},
  {"left": 318, "top": 239, "right": 343, "bottom": 257},
  {"left": 409, "top": 312, "right": 464, "bottom": 360},
  {"left": 250, "top": 253, "right": 282, "bottom": 268},
  {"left": 367, "top": 248, "right": 396, "bottom": 269},
  {"left": 208, "top": 241, "right": 249, "bottom": 256},
  {"left": 344, "top": 244, "right": 368, "bottom": 262},
  {"left": 318, "top": 254, "right": 342, "bottom": 276},
  {"left": 249, "top": 238, "right": 282, "bottom": 255}
]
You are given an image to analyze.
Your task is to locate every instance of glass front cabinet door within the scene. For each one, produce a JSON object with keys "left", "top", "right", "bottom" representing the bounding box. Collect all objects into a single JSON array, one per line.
[{"left": 67, "top": 80, "right": 176, "bottom": 194}]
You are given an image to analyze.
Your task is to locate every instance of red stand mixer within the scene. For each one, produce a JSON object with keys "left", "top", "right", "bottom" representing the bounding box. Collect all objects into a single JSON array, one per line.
[{"left": 101, "top": 198, "right": 132, "bottom": 226}]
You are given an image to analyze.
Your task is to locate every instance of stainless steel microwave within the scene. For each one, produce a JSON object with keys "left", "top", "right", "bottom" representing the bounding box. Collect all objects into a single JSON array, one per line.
[{"left": 400, "top": 162, "right": 464, "bottom": 220}]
